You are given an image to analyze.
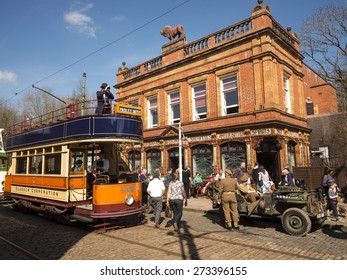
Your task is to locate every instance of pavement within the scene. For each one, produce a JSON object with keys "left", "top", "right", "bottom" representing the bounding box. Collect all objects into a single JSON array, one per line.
[{"left": 184, "top": 196, "right": 215, "bottom": 214}]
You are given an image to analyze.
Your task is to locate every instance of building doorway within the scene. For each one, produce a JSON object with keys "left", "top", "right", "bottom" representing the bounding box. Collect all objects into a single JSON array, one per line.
[
  {"left": 168, "top": 148, "right": 183, "bottom": 172},
  {"left": 256, "top": 140, "right": 280, "bottom": 183}
]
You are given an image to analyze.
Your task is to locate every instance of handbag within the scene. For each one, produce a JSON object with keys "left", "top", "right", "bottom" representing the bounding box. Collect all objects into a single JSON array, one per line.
[{"left": 165, "top": 205, "right": 172, "bottom": 218}]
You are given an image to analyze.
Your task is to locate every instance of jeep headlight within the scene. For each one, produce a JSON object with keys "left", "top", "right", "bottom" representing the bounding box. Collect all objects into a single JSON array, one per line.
[{"left": 125, "top": 194, "right": 134, "bottom": 206}]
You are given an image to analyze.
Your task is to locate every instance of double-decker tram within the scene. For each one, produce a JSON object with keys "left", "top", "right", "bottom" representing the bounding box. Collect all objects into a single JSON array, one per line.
[
  {"left": 3, "top": 100, "right": 145, "bottom": 230},
  {"left": 0, "top": 128, "right": 7, "bottom": 197}
]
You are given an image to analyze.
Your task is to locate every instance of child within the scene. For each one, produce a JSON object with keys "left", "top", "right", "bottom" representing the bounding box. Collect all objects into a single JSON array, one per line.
[
  {"left": 193, "top": 173, "right": 204, "bottom": 197},
  {"left": 327, "top": 181, "right": 342, "bottom": 222}
]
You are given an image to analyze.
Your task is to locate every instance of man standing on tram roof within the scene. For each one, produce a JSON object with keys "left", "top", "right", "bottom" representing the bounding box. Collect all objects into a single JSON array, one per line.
[{"left": 95, "top": 82, "right": 114, "bottom": 115}]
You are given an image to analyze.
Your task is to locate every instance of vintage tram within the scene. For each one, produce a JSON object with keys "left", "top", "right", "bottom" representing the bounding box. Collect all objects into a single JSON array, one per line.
[{"left": 3, "top": 100, "right": 145, "bottom": 230}]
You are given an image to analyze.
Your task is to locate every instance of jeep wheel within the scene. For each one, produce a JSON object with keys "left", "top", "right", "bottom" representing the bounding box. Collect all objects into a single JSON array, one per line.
[{"left": 281, "top": 208, "right": 312, "bottom": 236}]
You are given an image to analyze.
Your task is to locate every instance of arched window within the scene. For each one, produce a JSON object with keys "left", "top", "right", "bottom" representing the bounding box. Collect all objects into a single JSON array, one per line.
[
  {"left": 287, "top": 141, "right": 296, "bottom": 171},
  {"left": 146, "top": 149, "right": 161, "bottom": 175},
  {"left": 128, "top": 150, "right": 141, "bottom": 172},
  {"left": 220, "top": 142, "right": 246, "bottom": 172},
  {"left": 191, "top": 144, "right": 213, "bottom": 178}
]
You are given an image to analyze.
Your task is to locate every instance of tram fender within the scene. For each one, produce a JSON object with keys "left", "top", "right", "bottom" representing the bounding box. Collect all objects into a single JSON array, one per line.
[{"left": 69, "top": 214, "right": 94, "bottom": 223}]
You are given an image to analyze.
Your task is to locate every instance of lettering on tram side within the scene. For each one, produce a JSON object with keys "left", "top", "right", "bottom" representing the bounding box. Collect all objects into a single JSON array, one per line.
[
  {"left": 11, "top": 185, "right": 68, "bottom": 201},
  {"left": 120, "top": 185, "right": 136, "bottom": 193}
]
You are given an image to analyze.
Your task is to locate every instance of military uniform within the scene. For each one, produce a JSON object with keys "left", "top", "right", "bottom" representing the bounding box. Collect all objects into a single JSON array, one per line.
[{"left": 218, "top": 169, "right": 239, "bottom": 230}]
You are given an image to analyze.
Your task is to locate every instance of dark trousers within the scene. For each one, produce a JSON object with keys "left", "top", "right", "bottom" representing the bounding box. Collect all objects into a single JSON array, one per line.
[
  {"left": 149, "top": 197, "right": 163, "bottom": 224},
  {"left": 183, "top": 181, "right": 190, "bottom": 198},
  {"left": 169, "top": 199, "right": 184, "bottom": 228}
]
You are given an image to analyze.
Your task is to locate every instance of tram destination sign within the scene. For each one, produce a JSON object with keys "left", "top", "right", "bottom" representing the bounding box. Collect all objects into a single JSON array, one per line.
[{"left": 114, "top": 103, "right": 142, "bottom": 117}]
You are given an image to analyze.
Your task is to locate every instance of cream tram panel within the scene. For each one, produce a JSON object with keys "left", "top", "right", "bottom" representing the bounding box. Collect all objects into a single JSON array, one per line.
[{"left": 10, "top": 185, "right": 85, "bottom": 202}]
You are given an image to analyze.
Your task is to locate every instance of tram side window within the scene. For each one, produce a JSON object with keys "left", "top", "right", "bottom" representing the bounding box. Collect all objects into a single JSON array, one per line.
[
  {"left": 45, "top": 154, "right": 61, "bottom": 174},
  {"left": 16, "top": 157, "right": 27, "bottom": 174},
  {"left": 71, "top": 150, "right": 85, "bottom": 172},
  {"left": 29, "top": 155, "right": 43, "bottom": 174}
]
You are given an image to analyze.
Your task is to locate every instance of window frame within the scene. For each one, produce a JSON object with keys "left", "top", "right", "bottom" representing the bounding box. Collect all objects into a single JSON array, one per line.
[
  {"left": 192, "top": 84, "right": 207, "bottom": 120},
  {"left": 284, "top": 73, "right": 292, "bottom": 114},
  {"left": 169, "top": 91, "right": 180, "bottom": 124},
  {"left": 148, "top": 96, "right": 158, "bottom": 128},
  {"left": 221, "top": 75, "right": 239, "bottom": 116}
]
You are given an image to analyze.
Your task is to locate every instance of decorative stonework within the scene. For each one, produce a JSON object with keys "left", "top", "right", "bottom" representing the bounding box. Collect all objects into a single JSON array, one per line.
[
  {"left": 161, "top": 25, "right": 186, "bottom": 42},
  {"left": 252, "top": 0, "right": 270, "bottom": 14}
]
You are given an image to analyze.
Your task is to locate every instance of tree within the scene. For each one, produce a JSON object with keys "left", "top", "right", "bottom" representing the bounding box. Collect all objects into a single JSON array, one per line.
[
  {"left": 299, "top": 3, "right": 347, "bottom": 110},
  {"left": 0, "top": 101, "right": 20, "bottom": 146},
  {"left": 299, "top": 3, "right": 347, "bottom": 171},
  {"left": 21, "top": 87, "right": 67, "bottom": 125}
]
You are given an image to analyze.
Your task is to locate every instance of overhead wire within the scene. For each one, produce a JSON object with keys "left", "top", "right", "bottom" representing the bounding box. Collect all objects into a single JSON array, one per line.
[{"left": 0, "top": 0, "right": 192, "bottom": 106}]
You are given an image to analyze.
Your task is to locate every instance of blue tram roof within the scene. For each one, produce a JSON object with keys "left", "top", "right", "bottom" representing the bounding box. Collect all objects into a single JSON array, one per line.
[{"left": 6, "top": 115, "right": 143, "bottom": 151}]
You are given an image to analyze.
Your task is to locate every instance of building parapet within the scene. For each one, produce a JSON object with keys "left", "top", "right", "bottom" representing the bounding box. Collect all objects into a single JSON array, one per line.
[{"left": 117, "top": 12, "right": 297, "bottom": 83}]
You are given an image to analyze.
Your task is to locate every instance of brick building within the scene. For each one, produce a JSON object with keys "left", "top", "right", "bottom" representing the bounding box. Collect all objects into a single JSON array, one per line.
[{"left": 114, "top": 0, "right": 337, "bottom": 183}]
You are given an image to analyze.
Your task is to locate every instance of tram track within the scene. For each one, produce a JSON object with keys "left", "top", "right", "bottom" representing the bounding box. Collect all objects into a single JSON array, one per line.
[{"left": 0, "top": 235, "right": 42, "bottom": 260}]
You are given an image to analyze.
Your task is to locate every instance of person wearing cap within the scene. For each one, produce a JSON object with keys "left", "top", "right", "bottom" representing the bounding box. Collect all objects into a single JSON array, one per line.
[
  {"left": 147, "top": 171, "right": 165, "bottom": 228},
  {"left": 72, "top": 159, "right": 83, "bottom": 172},
  {"left": 95, "top": 82, "right": 115, "bottom": 115},
  {"left": 218, "top": 169, "right": 239, "bottom": 230},
  {"left": 237, "top": 173, "right": 260, "bottom": 203},
  {"left": 321, "top": 168, "right": 335, "bottom": 197}
]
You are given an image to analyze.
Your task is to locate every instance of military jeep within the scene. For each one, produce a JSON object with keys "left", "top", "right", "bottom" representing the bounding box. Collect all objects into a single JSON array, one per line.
[{"left": 211, "top": 181, "right": 326, "bottom": 237}]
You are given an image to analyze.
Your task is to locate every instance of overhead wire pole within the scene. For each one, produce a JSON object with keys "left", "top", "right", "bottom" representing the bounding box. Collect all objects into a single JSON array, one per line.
[{"left": 81, "top": 71, "right": 86, "bottom": 115}]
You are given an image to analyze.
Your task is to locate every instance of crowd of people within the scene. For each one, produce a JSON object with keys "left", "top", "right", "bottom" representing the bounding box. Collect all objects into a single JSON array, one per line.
[{"left": 139, "top": 162, "right": 345, "bottom": 232}]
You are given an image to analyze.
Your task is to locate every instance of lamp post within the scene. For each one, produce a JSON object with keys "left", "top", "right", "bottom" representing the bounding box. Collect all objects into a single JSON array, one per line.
[{"left": 178, "top": 122, "right": 182, "bottom": 182}]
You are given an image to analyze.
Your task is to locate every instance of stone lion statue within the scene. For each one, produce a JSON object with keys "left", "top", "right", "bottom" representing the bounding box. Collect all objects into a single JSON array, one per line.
[{"left": 161, "top": 25, "right": 185, "bottom": 41}]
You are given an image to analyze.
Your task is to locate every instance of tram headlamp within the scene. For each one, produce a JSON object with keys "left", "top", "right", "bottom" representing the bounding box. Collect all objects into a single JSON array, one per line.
[{"left": 125, "top": 194, "right": 134, "bottom": 206}]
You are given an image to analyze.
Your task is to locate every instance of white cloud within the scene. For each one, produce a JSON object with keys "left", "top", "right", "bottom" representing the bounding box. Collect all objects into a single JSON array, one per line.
[
  {"left": 111, "top": 15, "right": 125, "bottom": 22},
  {"left": 81, "top": 3, "right": 93, "bottom": 12},
  {"left": 64, "top": 5, "right": 96, "bottom": 38},
  {"left": 0, "top": 70, "right": 17, "bottom": 84}
]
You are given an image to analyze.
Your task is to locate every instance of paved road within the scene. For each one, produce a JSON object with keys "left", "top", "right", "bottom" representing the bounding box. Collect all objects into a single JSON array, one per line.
[{"left": 0, "top": 202, "right": 346, "bottom": 260}]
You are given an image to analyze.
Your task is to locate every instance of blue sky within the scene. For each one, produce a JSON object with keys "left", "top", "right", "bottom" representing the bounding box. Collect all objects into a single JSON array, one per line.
[{"left": 0, "top": 0, "right": 344, "bottom": 107}]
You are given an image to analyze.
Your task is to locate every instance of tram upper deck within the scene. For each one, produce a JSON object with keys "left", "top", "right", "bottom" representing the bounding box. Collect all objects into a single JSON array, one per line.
[{"left": 6, "top": 101, "right": 143, "bottom": 151}]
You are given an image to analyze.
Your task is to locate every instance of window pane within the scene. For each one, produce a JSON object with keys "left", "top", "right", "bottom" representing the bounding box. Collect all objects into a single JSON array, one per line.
[
  {"left": 225, "top": 91, "right": 238, "bottom": 106},
  {"left": 16, "top": 157, "right": 27, "bottom": 174},
  {"left": 170, "top": 92, "right": 180, "bottom": 103},
  {"left": 194, "top": 84, "right": 206, "bottom": 119},
  {"left": 149, "top": 98, "right": 157, "bottom": 107},
  {"left": 151, "top": 109, "right": 158, "bottom": 126},
  {"left": 29, "top": 155, "right": 43, "bottom": 174},
  {"left": 223, "top": 76, "right": 237, "bottom": 91},
  {"left": 149, "top": 97, "right": 158, "bottom": 127},
  {"left": 45, "top": 154, "right": 61, "bottom": 174},
  {"left": 172, "top": 104, "right": 180, "bottom": 119}
]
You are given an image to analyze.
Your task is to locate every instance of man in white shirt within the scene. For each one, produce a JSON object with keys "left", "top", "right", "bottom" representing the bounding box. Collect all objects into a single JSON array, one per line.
[
  {"left": 147, "top": 171, "right": 165, "bottom": 227},
  {"left": 93, "top": 153, "right": 110, "bottom": 175}
]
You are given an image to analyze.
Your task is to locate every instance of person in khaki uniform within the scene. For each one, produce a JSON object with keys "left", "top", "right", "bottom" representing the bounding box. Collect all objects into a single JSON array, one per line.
[{"left": 218, "top": 169, "right": 239, "bottom": 230}]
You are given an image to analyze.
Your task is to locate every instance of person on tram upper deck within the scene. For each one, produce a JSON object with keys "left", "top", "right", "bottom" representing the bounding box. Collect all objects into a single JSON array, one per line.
[{"left": 95, "top": 83, "right": 114, "bottom": 115}]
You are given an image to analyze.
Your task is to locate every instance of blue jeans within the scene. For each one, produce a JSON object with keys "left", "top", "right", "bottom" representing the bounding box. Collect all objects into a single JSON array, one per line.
[
  {"left": 328, "top": 199, "right": 338, "bottom": 219},
  {"left": 169, "top": 199, "right": 184, "bottom": 228},
  {"left": 149, "top": 197, "right": 163, "bottom": 224}
]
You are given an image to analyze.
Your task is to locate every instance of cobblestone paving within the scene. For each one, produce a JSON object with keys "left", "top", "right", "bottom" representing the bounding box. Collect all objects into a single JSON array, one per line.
[{"left": 0, "top": 204, "right": 346, "bottom": 260}]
